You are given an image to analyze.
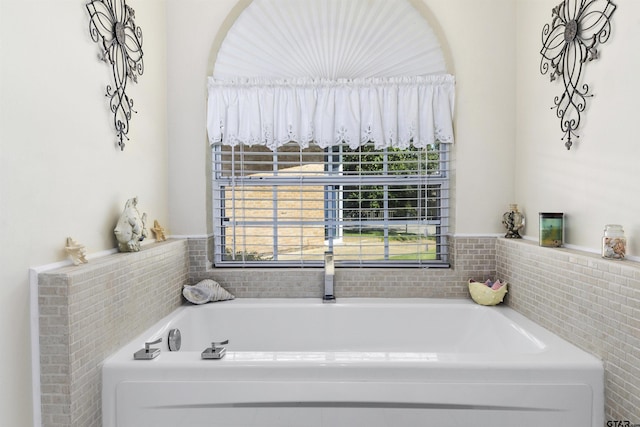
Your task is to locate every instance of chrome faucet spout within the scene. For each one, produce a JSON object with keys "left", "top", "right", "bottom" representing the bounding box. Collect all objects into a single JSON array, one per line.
[{"left": 323, "top": 251, "right": 336, "bottom": 303}]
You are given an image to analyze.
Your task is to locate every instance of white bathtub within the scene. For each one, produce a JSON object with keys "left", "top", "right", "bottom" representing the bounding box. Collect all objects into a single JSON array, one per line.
[{"left": 102, "top": 299, "right": 603, "bottom": 427}]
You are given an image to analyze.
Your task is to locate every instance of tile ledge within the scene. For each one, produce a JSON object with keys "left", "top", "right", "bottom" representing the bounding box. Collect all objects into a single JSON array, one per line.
[
  {"left": 38, "top": 238, "right": 188, "bottom": 277},
  {"left": 497, "top": 237, "right": 640, "bottom": 271}
]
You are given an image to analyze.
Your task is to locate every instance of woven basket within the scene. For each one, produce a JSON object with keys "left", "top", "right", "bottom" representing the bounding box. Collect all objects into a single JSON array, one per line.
[{"left": 468, "top": 280, "right": 508, "bottom": 306}]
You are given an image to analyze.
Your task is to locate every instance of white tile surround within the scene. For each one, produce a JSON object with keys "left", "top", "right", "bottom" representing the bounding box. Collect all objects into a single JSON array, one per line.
[{"left": 37, "top": 236, "right": 639, "bottom": 426}]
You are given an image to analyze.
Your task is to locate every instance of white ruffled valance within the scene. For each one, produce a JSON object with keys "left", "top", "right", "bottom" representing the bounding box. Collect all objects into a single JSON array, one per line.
[{"left": 207, "top": 75, "right": 455, "bottom": 150}]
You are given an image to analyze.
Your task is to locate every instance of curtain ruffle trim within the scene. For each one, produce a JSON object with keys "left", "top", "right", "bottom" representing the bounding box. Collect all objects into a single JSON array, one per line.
[{"left": 207, "top": 74, "right": 455, "bottom": 150}]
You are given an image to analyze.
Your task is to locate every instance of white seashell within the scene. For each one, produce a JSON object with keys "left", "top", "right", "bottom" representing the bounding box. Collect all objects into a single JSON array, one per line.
[
  {"left": 65, "top": 237, "right": 88, "bottom": 266},
  {"left": 182, "top": 279, "right": 235, "bottom": 305}
]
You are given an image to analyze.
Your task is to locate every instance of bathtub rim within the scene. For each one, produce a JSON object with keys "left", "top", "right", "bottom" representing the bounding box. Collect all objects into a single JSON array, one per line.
[{"left": 102, "top": 298, "right": 604, "bottom": 368}]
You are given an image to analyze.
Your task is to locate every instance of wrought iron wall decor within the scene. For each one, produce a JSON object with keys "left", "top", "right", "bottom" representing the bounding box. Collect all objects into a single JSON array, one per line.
[
  {"left": 87, "top": 0, "right": 144, "bottom": 151},
  {"left": 539, "top": 0, "right": 616, "bottom": 150}
]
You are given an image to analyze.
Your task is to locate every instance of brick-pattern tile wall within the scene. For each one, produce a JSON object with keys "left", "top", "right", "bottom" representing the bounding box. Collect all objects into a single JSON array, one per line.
[
  {"left": 189, "top": 236, "right": 497, "bottom": 298},
  {"left": 39, "top": 236, "right": 640, "bottom": 424},
  {"left": 187, "top": 237, "right": 210, "bottom": 279},
  {"left": 38, "top": 240, "right": 189, "bottom": 427},
  {"left": 497, "top": 238, "right": 640, "bottom": 422}
]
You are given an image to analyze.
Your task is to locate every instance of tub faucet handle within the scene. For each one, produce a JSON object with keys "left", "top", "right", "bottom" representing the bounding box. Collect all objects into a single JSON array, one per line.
[
  {"left": 145, "top": 338, "right": 162, "bottom": 350},
  {"left": 212, "top": 339, "right": 229, "bottom": 350},
  {"left": 134, "top": 337, "right": 162, "bottom": 360},
  {"left": 202, "top": 339, "right": 229, "bottom": 360}
]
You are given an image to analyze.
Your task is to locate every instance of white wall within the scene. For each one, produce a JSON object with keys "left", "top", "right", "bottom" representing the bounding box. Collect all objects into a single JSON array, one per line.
[
  {"left": 166, "top": 0, "right": 518, "bottom": 238},
  {"left": 0, "top": 0, "right": 563, "bottom": 424},
  {"left": 426, "top": 0, "right": 517, "bottom": 235},
  {"left": 166, "top": 0, "right": 239, "bottom": 237},
  {"left": 0, "top": 1, "right": 168, "bottom": 425},
  {"left": 516, "top": 0, "right": 640, "bottom": 255}
]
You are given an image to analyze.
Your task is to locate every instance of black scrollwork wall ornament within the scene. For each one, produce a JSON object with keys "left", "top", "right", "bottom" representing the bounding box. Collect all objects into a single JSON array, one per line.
[
  {"left": 87, "top": 0, "right": 144, "bottom": 151},
  {"left": 539, "top": 0, "right": 616, "bottom": 150}
]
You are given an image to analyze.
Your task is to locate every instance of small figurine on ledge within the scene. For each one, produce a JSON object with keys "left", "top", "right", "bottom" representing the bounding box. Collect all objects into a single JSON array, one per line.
[
  {"left": 114, "top": 197, "right": 148, "bottom": 252},
  {"left": 65, "top": 237, "right": 88, "bottom": 265},
  {"left": 502, "top": 204, "right": 525, "bottom": 239},
  {"left": 151, "top": 220, "right": 167, "bottom": 242}
]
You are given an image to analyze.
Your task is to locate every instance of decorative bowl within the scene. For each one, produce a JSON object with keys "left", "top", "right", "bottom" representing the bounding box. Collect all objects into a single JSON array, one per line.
[{"left": 468, "top": 279, "right": 508, "bottom": 306}]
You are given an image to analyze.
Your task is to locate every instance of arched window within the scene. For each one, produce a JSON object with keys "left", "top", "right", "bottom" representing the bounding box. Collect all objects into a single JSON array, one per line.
[{"left": 208, "top": 0, "right": 454, "bottom": 267}]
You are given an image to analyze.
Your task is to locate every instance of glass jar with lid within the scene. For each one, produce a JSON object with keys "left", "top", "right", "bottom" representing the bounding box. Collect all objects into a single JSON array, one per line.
[{"left": 602, "top": 224, "right": 626, "bottom": 260}]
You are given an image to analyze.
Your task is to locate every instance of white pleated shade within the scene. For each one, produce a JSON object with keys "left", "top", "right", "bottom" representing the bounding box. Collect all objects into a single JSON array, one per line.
[{"left": 213, "top": 0, "right": 447, "bottom": 80}]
